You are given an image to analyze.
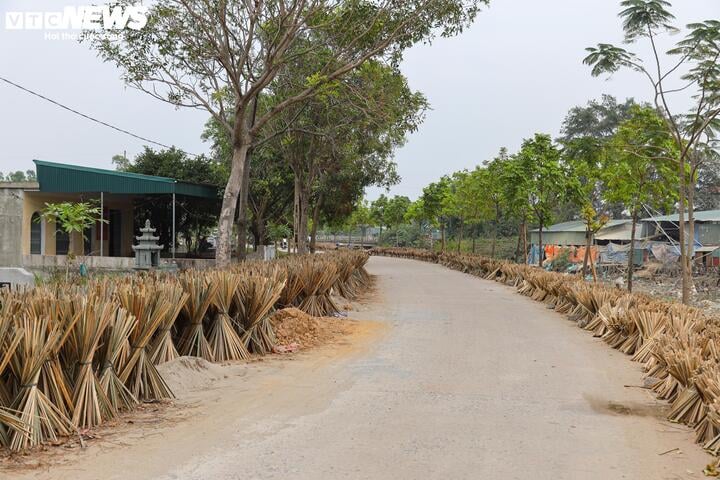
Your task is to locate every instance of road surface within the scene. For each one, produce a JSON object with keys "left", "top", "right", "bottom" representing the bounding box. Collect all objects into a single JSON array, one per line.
[{"left": 8, "top": 256, "right": 711, "bottom": 480}]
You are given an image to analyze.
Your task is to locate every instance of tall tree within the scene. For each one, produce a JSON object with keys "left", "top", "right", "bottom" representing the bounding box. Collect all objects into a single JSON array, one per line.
[
  {"left": 504, "top": 134, "right": 568, "bottom": 267},
  {"left": 264, "top": 59, "right": 424, "bottom": 254},
  {"left": 601, "top": 106, "right": 679, "bottom": 292},
  {"left": 483, "top": 151, "right": 509, "bottom": 257},
  {"left": 384, "top": 195, "right": 412, "bottom": 247},
  {"left": 93, "top": 0, "right": 484, "bottom": 266},
  {"left": 584, "top": 0, "right": 720, "bottom": 303},
  {"left": 419, "top": 177, "right": 451, "bottom": 251}
]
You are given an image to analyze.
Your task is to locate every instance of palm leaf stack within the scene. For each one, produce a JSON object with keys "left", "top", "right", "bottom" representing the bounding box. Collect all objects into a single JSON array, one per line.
[
  {"left": 118, "top": 284, "right": 174, "bottom": 401},
  {"left": 68, "top": 296, "right": 115, "bottom": 428},
  {"left": 0, "top": 250, "right": 375, "bottom": 451},
  {"left": 8, "top": 314, "right": 75, "bottom": 451},
  {"left": 150, "top": 282, "right": 188, "bottom": 365},
  {"left": 208, "top": 272, "right": 248, "bottom": 361},
  {"left": 178, "top": 273, "right": 217, "bottom": 362},
  {"left": 236, "top": 267, "right": 286, "bottom": 355},
  {"left": 99, "top": 307, "right": 138, "bottom": 413},
  {"left": 298, "top": 258, "right": 339, "bottom": 317}
]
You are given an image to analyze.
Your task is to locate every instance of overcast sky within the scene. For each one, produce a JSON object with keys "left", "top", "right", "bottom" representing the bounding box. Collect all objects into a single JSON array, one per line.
[{"left": 1, "top": 0, "right": 718, "bottom": 200}]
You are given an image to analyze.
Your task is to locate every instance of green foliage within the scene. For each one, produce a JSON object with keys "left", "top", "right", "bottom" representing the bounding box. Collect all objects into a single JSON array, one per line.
[
  {"left": 118, "top": 147, "right": 223, "bottom": 252},
  {"left": 419, "top": 176, "right": 451, "bottom": 227},
  {"left": 601, "top": 106, "right": 679, "bottom": 214},
  {"left": 39, "top": 202, "right": 105, "bottom": 238},
  {"left": 2, "top": 170, "right": 36, "bottom": 182},
  {"left": 504, "top": 133, "right": 570, "bottom": 230},
  {"left": 383, "top": 195, "right": 412, "bottom": 229},
  {"left": 266, "top": 223, "right": 292, "bottom": 243}
]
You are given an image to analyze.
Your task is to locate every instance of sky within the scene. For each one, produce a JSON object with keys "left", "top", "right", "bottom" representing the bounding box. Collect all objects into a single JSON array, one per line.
[{"left": 0, "top": 0, "right": 718, "bottom": 200}]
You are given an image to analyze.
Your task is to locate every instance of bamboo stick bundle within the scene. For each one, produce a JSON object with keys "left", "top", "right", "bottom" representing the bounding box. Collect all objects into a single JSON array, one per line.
[
  {"left": 333, "top": 256, "right": 358, "bottom": 300},
  {"left": 118, "top": 285, "right": 174, "bottom": 401},
  {"left": 298, "top": 259, "right": 339, "bottom": 317},
  {"left": 208, "top": 272, "right": 249, "bottom": 361},
  {"left": 651, "top": 333, "right": 701, "bottom": 402},
  {"left": 99, "top": 307, "right": 138, "bottom": 413},
  {"left": 516, "top": 279, "right": 533, "bottom": 296},
  {"left": 553, "top": 280, "right": 581, "bottom": 314},
  {"left": 178, "top": 273, "right": 217, "bottom": 362},
  {"left": 350, "top": 252, "right": 371, "bottom": 289},
  {"left": 35, "top": 293, "right": 78, "bottom": 423},
  {"left": 149, "top": 282, "right": 188, "bottom": 365},
  {"left": 0, "top": 301, "right": 25, "bottom": 447},
  {"left": 68, "top": 296, "right": 116, "bottom": 428},
  {"left": 703, "top": 400, "right": 720, "bottom": 455},
  {"left": 0, "top": 292, "right": 24, "bottom": 408},
  {"left": 8, "top": 314, "right": 75, "bottom": 451},
  {"left": 695, "top": 363, "right": 720, "bottom": 445},
  {"left": 236, "top": 270, "right": 285, "bottom": 354},
  {"left": 631, "top": 309, "right": 667, "bottom": 364},
  {"left": 575, "top": 287, "right": 602, "bottom": 331},
  {"left": 666, "top": 347, "right": 705, "bottom": 425},
  {"left": 279, "top": 260, "right": 305, "bottom": 308}
]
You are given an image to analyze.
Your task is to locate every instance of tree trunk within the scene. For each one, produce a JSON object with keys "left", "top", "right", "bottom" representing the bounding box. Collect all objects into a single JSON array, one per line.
[
  {"left": 491, "top": 205, "right": 499, "bottom": 258},
  {"left": 440, "top": 223, "right": 446, "bottom": 252},
  {"left": 235, "top": 154, "right": 251, "bottom": 260},
  {"left": 309, "top": 194, "right": 323, "bottom": 253},
  {"left": 678, "top": 155, "right": 690, "bottom": 303},
  {"left": 582, "top": 226, "right": 591, "bottom": 277},
  {"left": 687, "top": 159, "right": 697, "bottom": 298},
  {"left": 457, "top": 220, "right": 464, "bottom": 253},
  {"left": 538, "top": 224, "right": 544, "bottom": 268},
  {"left": 472, "top": 228, "right": 477, "bottom": 253},
  {"left": 293, "top": 176, "right": 310, "bottom": 254},
  {"left": 626, "top": 208, "right": 638, "bottom": 292},
  {"left": 216, "top": 142, "right": 250, "bottom": 267},
  {"left": 522, "top": 220, "right": 528, "bottom": 264}
]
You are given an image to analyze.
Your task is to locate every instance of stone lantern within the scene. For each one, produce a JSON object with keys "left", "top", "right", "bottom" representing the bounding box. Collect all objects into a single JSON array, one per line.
[{"left": 132, "top": 220, "right": 163, "bottom": 270}]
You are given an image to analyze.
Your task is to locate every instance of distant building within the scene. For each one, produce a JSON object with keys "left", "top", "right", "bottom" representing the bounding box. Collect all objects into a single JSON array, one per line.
[
  {"left": 641, "top": 210, "right": 720, "bottom": 246},
  {"left": 0, "top": 160, "right": 217, "bottom": 271},
  {"left": 529, "top": 219, "right": 647, "bottom": 247}
]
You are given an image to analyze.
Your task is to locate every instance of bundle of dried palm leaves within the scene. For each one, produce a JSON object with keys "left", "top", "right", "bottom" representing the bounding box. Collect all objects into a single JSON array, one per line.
[
  {"left": 99, "top": 307, "right": 138, "bottom": 413},
  {"left": 118, "top": 285, "right": 174, "bottom": 401},
  {"left": 178, "top": 273, "right": 217, "bottom": 362},
  {"left": 236, "top": 268, "right": 285, "bottom": 355},
  {"left": 208, "top": 272, "right": 248, "bottom": 361},
  {"left": 8, "top": 314, "right": 75, "bottom": 451},
  {"left": 298, "top": 259, "right": 339, "bottom": 317},
  {"left": 68, "top": 297, "right": 116, "bottom": 428},
  {"left": 149, "top": 283, "right": 188, "bottom": 365}
]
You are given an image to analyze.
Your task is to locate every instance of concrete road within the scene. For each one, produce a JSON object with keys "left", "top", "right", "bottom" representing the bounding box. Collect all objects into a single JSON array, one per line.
[{"left": 9, "top": 256, "right": 711, "bottom": 480}]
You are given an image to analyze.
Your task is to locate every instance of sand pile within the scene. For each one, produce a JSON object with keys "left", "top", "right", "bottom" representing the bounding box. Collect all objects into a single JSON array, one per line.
[
  {"left": 156, "top": 356, "right": 227, "bottom": 396},
  {"left": 270, "top": 308, "right": 353, "bottom": 351}
]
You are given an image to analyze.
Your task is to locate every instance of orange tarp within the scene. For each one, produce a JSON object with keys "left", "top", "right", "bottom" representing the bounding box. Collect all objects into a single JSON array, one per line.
[{"left": 544, "top": 245, "right": 598, "bottom": 264}]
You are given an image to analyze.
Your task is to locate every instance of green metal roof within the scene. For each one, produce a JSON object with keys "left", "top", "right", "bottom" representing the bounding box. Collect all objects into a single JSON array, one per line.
[{"left": 34, "top": 160, "right": 218, "bottom": 199}]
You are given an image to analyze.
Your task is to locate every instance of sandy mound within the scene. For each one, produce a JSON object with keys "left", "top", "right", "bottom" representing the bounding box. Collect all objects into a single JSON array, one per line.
[
  {"left": 157, "top": 356, "right": 227, "bottom": 397},
  {"left": 270, "top": 308, "right": 353, "bottom": 351}
]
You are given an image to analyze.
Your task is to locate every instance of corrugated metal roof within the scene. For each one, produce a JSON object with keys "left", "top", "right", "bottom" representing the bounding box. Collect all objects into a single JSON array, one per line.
[
  {"left": 34, "top": 160, "right": 218, "bottom": 199},
  {"left": 531, "top": 219, "right": 632, "bottom": 233},
  {"left": 641, "top": 210, "right": 720, "bottom": 223}
]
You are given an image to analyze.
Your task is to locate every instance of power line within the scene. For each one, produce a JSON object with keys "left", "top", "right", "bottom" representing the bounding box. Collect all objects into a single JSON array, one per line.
[{"left": 0, "top": 75, "right": 200, "bottom": 157}]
